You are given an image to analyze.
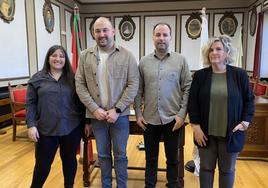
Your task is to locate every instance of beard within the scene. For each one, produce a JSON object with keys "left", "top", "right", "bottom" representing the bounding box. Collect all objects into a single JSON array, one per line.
[
  {"left": 97, "top": 38, "right": 108, "bottom": 47},
  {"left": 156, "top": 43, "right": 168, "bottom": 53}
]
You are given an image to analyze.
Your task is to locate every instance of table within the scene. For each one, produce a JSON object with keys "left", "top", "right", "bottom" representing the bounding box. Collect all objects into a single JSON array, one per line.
[{"left": 82, "top": 116, "right": 187, "bottom": 187}]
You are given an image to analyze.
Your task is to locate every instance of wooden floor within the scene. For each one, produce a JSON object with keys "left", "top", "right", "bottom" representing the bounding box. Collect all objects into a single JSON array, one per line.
[{"left": 1, "top": 125, "right": 268, "bottom": 188}]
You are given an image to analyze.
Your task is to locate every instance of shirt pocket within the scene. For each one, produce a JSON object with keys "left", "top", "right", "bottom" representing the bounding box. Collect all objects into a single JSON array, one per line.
[
  {"left": 166, "top": 71, "right": 179, "bottom": 82},
  {"left": 113, "top": 64, "right": 127, "bottom": 79}
]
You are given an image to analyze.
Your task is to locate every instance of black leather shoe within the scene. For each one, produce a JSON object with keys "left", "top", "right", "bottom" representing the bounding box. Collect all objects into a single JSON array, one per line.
[{"left": 184, "top": 160, "right": 195, "bottom": 173}]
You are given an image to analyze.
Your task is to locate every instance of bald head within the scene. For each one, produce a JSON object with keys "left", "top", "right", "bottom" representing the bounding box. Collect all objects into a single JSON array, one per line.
[
  {"left": 93, "top": 17, "right": 115, "bottom": 51},
  {"left": 93, "top": 17, "right": 113, "bottom": 31}
]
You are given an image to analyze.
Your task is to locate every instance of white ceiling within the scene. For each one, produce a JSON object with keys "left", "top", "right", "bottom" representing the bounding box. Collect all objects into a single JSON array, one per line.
[{"left": 76, "top": 0, "right": 199, "bottom": 4}]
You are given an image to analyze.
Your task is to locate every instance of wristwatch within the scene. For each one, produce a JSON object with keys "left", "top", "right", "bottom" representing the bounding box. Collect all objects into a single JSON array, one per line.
[{"left": 115, "top": 107, "right": 122, "bottom": 114}]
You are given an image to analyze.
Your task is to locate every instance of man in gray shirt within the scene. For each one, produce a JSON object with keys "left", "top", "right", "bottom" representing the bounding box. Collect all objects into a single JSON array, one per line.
[
  {"left": 134, "top": 23, "right": 192, "bottom": 188},
  {"left": 75, "top": 17, "right": 139, "bottom": 188}
]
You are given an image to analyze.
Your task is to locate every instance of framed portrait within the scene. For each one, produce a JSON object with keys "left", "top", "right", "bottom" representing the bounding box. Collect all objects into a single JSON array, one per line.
[
  {"left": 218, "top": 12, "right": 238, "bottom": 37},
  {"left": 43, "top": 0, "right": 54, "bottom": 33},
  {"left": 185, "top": 13, "right": 202, "bottom": 40},
  {"left": 89, "top": 16, "right": 99, "bottom": 40},
  {"left": 0, "top": 0, "right": 15, "bottom": 23},
  {"left": 249, "top": 6, "right": 257, "bottom": 36},
  {"left": 119, "top": 15, "right": 136, "bottom": 41}
]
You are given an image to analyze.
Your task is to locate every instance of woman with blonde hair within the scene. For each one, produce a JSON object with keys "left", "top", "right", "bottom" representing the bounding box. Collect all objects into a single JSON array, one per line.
[{"left": 188, "top": 35, "right": 255, "bottom": 188}]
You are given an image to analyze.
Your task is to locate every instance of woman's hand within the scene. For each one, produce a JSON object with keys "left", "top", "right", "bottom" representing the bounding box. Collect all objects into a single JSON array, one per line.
[
  {"left": 192, "top": 124, "right": 208, "bottom": 147},
  {"left": 28, "top": 127, "right": 39, "bottom": 142},
  {"left": 232, "top": 121, "right": 249, "bottom": 132}
]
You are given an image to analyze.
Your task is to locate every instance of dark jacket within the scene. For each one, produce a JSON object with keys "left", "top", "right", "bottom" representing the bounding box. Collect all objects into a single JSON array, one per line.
[{"left": 188, "top": 65, "right": 255, "bottom": 153}]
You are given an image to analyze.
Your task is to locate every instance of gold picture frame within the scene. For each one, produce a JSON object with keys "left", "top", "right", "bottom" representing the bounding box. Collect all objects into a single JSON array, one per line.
[
  {"left": 89, "top": 16, "right": 100, "bottom": 40},
  {"left": 43, "top": 0, "right": 54, "bottom": 33},
  {"left": 249, "top": 6, "right": 257, "bottom": 36},
  {"left": 119, "top": 15, "right": 136, "bottom": 41},
  {"left": 0, "top": 0, "right": 15, "bottom": 23},
  {"left": 185, "top": 12, "right": 202, "bottom": 40},
  {"left": 218, "top": 12, "right": 238, "bottom": 37}
]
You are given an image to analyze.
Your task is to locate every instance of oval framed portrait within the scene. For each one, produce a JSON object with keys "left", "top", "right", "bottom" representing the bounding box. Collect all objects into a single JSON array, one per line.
[
  {"left": 185, "top": 12, "right": 202, "bottom": 40},
  {"left": 89, "top": 16, "right": 100, "bottom": 40},
  {"left": 218, "top": 12, "right": 238, "bottom": 37},
  {"left": 0, "top": 0, "right": 15, "bottom": 23},
  {"left": 119, "top": 15, "right": 136, "bottom": 41},
  {"left": 250, "top": 6, "right": 257, "bottom": 36},
  {"left": 43, "top": 0, "right": 54, "bottom": 33}
]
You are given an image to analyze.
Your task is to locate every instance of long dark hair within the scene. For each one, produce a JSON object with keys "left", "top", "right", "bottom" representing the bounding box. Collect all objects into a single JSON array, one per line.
[{"left": 42, "top": 45, "right": 75, "bottom": 90}]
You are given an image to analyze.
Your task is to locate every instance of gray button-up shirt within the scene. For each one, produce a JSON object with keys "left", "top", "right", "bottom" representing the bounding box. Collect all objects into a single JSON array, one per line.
[{"left": 134, "top": 51, "right": 192, "bottom": 125}]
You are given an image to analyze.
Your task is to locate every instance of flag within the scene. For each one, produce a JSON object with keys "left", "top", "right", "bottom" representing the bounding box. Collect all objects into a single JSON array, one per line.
[
  {"left": 71, "top": 4, "right": 82, "bottom": 72},
  {"left": 199, "top": 7, "right": 209, "bottom": 69},
  {"left": 71, "top": 5, "right": 94, "bottom": 163},
  {"left": 253, "top": 12, "right": 263, "bottom": 79},
  {"left": 234, "top": 25, "right": 243, "bottom": 68}
]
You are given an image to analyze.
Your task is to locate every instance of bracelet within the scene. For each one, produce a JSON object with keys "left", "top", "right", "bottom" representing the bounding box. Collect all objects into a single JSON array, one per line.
[{"left": 241, "top": 121, "right": 248, "bottom": 130}]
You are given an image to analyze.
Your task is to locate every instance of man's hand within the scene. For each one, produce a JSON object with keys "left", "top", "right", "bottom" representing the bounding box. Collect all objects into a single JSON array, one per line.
[
  {"left": 192, "top": 124, "right": 208, "bottom": 147},
  {"left": 106, "top": 108, "right": 120, "bottom": 123},
  {"left": 136, "top": 116, "right": 147, "bottom": 131},
  {"left": 93, "top": 108, "right": 108, "bottom": 120},
  {"left": 172, "top": 116, "right": 184, "bottom": 131},
  {"left": 28, "top": 127, "right": 39, "bottom": 142}
]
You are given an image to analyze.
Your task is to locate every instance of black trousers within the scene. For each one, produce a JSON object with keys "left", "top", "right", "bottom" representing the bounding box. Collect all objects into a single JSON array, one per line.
[
  {"left": 144, "top": 120, "right": 181, "bottom": 188},
  {"left": 30, "top": 126, "right": 82, "bottom": 188}
]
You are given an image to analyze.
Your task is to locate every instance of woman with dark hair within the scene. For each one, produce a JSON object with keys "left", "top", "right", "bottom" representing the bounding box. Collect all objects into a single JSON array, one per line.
[
  {"left": 26, "top": 45, "right": 84, "bottom": 188},
  {"left": 188, "top": 35, "right": 255, "bottom": 188}
]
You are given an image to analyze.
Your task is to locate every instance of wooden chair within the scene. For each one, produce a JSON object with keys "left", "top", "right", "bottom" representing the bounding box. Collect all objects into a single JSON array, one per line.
[
  {"left": 8, "top": 83, "right": 27, "bottom": 141},
  {"left": 0, "top": 96, "right": 12, "bottom": 135}
]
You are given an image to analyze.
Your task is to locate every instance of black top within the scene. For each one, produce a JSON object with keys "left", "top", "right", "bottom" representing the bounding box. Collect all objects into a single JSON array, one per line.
[
  {"left": 188, "top": 65, "right": 255, "bottom": 153},
  {"left": 26, "top": 71, "right": 84, "bottom": 136}
]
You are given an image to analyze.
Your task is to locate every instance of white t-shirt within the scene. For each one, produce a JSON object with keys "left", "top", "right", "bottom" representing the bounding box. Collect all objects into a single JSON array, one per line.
[{"left": 97, "top": 50, "right": 109, "bottom": 108}]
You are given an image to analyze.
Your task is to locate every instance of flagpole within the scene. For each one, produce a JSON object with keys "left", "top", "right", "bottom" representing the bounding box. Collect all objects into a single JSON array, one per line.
[
  {"left": 199, "top": 7, "right": 209, "bottom": 69},
  {"left": 74, "top": 4, "right": 83, "bottom": 50},
  {"left": 234, "top": 25, "right": 243, "bottom": 68}
]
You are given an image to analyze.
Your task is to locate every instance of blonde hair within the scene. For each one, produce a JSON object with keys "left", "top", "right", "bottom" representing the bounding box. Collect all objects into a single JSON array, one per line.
[{"left": 202, "top": 35, "right": 236, "bottom": 66}]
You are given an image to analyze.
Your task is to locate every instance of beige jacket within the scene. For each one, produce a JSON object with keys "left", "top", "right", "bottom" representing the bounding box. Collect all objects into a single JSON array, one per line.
[{"left": 75, "top": 45, "right": 139, "bottom": 118}]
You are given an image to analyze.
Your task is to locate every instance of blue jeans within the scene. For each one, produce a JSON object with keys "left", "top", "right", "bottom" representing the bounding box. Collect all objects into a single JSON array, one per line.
[
  {"left": 91, "top": 116, "right": 129, "bottom": 188},
  {"left": 198, "top": 136, "right": 238, "bottom": 188}
]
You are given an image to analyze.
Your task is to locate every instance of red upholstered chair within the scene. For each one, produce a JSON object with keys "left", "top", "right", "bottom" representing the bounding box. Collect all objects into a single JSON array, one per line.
[
  {"left": 8, "top": 82, "right": 27, "bottom": 141},
  {"left": 254, "top": 82, "right": 268, "bottom": 96}
]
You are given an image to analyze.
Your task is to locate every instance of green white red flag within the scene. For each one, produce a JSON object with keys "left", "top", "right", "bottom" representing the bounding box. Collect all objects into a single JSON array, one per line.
[{"left": 71, "top": 5, "right": 82, "bottom": 72}]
